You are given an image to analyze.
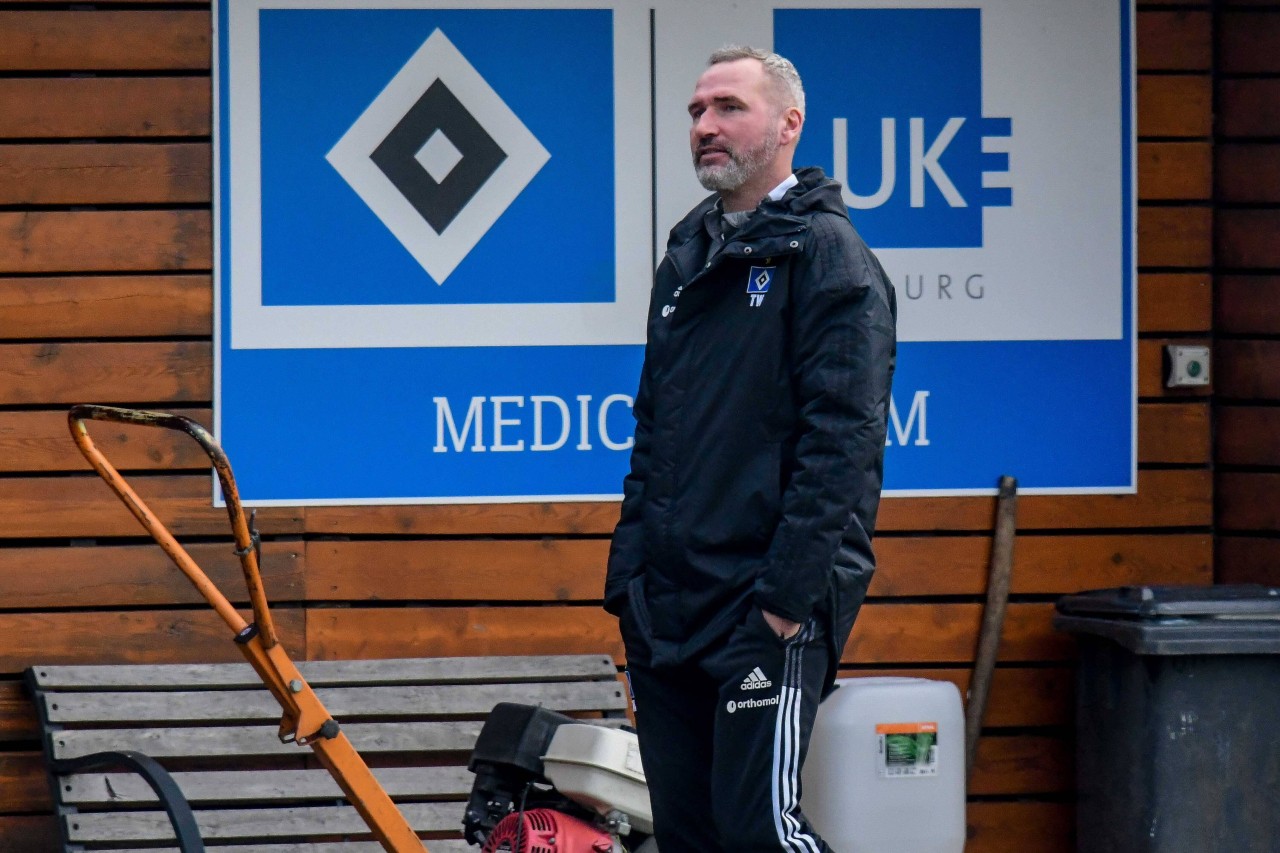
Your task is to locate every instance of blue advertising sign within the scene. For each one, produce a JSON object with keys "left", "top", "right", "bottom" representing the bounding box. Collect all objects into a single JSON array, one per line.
[
  {"left": 217, "top": 0, "right": 1135, "bottom": 503},
  {"left": 216, "top": 1, "right": 651, "bottom": 504}
]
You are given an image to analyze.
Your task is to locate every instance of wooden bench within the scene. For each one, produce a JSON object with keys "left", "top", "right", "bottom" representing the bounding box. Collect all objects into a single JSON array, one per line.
[{"left": 26, "top": 655, "right": 628, "bottom": 852}]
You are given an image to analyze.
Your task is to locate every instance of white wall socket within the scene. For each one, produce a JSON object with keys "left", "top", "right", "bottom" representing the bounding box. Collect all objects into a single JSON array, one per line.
[{"left": 1165, "top": 344, "right": 1211, "bottom": 388}]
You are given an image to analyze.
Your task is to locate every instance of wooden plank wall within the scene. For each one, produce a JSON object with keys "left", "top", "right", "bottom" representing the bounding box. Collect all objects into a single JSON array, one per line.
[
  {"left": 1215, "top": 2, "right": 1280, "bottom": 587},
  {"left": 0, "top": 5, "right": 1217, "bottom": 851}
]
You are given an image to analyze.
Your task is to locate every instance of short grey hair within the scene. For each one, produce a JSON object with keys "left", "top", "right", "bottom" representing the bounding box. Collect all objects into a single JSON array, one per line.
[{"left": 708, "top": 45, "right": 805, "bottom": 116}]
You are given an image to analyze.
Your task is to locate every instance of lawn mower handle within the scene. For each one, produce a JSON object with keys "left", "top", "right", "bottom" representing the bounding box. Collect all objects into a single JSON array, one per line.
[
  {"left": 68, "top": 404, "right": 277, "bottom": 646},
  {"left": 67, "top": 404, "right": 427, "bottom": 853}
]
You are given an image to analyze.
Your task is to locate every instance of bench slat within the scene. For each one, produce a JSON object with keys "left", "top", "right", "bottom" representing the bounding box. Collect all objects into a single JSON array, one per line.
[
  {"left": 67, "top": 801, "right": 462, "bottom": 842},
  {"left": 64, "top": 765, "right": 474, "bottom": 804},
  {"left": 52, "top": 720, "right": 486, "bottom": 760},
  {"left": 31, "top": 655, "right": 617, "bottom": 689},
  {"left": 110, "top": 842, "right": 474, "bottom": 853},
  {"left": 43, "top": 681, "right": 626, "bottom": 723}
]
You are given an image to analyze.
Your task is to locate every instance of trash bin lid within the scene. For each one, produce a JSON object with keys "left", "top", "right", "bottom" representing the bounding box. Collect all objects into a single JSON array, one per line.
[
  {"left": 1054, "top": 585, "right": 1280, "bottom": 655},
  {"left": 1056, "top": 584, "right": 1280, "bottom": 619}
]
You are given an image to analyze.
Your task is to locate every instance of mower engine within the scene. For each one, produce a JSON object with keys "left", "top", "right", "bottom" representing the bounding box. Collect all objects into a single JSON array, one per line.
[
  {"left": 463, "top": 703, "right": 655, "bottom": 853},
  {"left": 482, "top": 808, "right": 613, "bottom": 853}
]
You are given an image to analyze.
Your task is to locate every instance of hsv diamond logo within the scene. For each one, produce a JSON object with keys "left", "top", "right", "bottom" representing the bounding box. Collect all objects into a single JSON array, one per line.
[
  {"left": 327, "top": 29, "right": 550, "bottom": 285},
  {"left": 777, "top": 8, "right": 1012, "bottom": 249}
]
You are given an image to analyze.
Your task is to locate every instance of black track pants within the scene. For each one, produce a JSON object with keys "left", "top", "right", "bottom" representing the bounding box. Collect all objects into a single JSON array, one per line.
[{"left": 626, "top": 610, "right": 833, "bottom": 853}]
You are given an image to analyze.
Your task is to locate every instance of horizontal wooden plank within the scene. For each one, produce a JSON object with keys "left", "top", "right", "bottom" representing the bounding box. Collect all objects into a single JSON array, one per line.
[
  {"left": 1140, "top": 402, "right": 1210, "bottom": 464},
  {"left": 1140, "top": 9, "right": 1212, "bottom": 69},
  {"left": 0, "top": 407, "right": 213, "bottom": 474},
  {"left": 0, "top": 475, "right": 304, "bottom": 539},
  {"left": 0, "top": 815, "right": 59, "bottom": 853},
  {"left": 0, "top": 77, "right": 209, "bottom": 139},
  {"left": 42, "top": 682, "right": 624, "bottom": 724},
  {"left": 869, "top": 533, "right": 1210, "bottom": 597},
  {"left": 1217, "top": 536, "right": 1280, "bottom": 586},
  {"left": 1138, "top": 206, "right": 1212, "bottom": 268},
  {"left": 0, "top": 752, "right": 49, "bottom": 812},
  {"left": 1218, "top": 472, "right": 1280, "bottom": 532},
  {"left": 1138, "top": 273, "right": 1211, "bottom": 332},
  {"left": 967, "top": 802, "right": 1071, "bottom": 853},
  {"left": 837, "top": 666, "right": 1072, "bottom": 728},
  {"left": 0, "top": 609, "right": 306, "bottom": 673},
  {"left": 0, "top": 211, "right": 209, "bottom": 274},
  {"left": 0, "top": 11, "right": 208, "bottom": 71},
  {"left": 1140, "top": 337, "right": 1212, "bottom": 397},
  {"left": 54, "top": 720, "right": 482, "bottom": 761},
  {"left": 0, "top": 461, "right": 1205, "bottom": 568},
  {"left": 306, "top": 538, "right": 609, "bottom": 602},
  {"left": 1216, "top": 275, "right": 1280, "bottom": 336},
  {"left": 880, "top": 469, "right": 1211, "bottom": 532},
  {"left": 969, "top": 734, "right": 1071, "bottom": 796},
  {"left": 0, "top": 275, "right": 211, "bottom": 339},
  {"left": 0, "top": 342, "right": 209, "bottom": 405},
  {"left": 1137, "top": 10, "right": 1212, "bottom": 71},
  {"left": 1217, "top": 406, "right": 1280, "bottom": 467},
  {"left": 308, "top": 469, "right": 1212, "bottom": 537},
  {"left": 1220, "top": 10, "right": 1280, "bottom": 74},
  {"left": 1218, "top": 209, "right": 1280, "bottom": 269},
  {"left": 309, "top": 602, "right": 1071, "bottom": 664},
  {"left": 1137, "top": 75, "right": 1211, "bottom": 138},
  {"left": 64, "top": 765, "right": 474, "bottom": 805},
  {"left": 1216, "top": 340, "right": 1280, "bottom": 400},
  {"left": 310, "top": 606, "right": 626, "bottom": 662},
  {"left": 307, "top": 532, "right": 1209, "bottom": 603},
  {"left": 1138, "top": 141, "right": 1211, "bottom": 200},
  {"left": 0, "top": 143, "right": 209, "bottom": 205},
  {"left": 1218, "top": 79, "right": 1280, "bottom": 138},
  {"left": 306, "top": 502, "right": 622, "bottom": 537},
  {"left": 31, "top": 655, "right": 617, "bottom": 689},
  {"left": 1217, "top": 144, "right": 1280, "bottom": 204},
  {"left": 0, "top": 541, "right": 303, "bottom": 609},
  {"left": 0, "top": 681, "right": 37, "bottom": 743},
  {"left": 845, "top": 602, "right": 1070, "bottom": 664}
]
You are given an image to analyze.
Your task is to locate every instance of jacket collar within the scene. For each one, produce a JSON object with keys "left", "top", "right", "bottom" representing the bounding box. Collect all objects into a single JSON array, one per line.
[{"left": 666, "top": 166, "right": 847, "bottom": 250}]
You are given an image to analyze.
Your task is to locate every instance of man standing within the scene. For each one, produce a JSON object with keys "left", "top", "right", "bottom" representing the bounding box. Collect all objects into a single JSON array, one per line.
[{"left": 604, "top": 46, "right": 897, "bottom": 852}]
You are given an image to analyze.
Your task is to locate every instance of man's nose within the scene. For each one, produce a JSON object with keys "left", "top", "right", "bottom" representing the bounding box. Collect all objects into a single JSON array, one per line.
[{"left": 693, "top": 112, "right": 718, "bottom": 139}]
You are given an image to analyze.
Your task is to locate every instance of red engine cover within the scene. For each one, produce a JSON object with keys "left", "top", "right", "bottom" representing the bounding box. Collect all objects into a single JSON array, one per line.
[{"left": 480, "top": 808, "right": 613, "bottom": 853}]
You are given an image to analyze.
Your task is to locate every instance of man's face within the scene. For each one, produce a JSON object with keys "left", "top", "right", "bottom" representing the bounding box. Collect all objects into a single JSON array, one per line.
[{"left": 688, "top": 58, "right": 784, "bottom": 193}]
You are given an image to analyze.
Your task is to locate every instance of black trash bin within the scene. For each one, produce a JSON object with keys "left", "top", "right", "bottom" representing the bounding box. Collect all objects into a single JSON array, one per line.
[{"left": 1054, "top": 584, "right": 1280, "bottom": 853}]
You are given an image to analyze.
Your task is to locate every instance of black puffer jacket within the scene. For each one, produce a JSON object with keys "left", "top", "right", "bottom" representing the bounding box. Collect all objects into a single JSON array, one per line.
[{"left": 605, "top": 167, "right": 897, "bottom": 689}]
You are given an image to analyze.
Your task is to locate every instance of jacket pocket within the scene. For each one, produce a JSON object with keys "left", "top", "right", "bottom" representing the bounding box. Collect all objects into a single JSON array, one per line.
[
  {"left": 744, "top": 605, "right": 800, "bottom": 650},
  {"left": 625, "top": 576, "right": 655, "bottom": 645}
]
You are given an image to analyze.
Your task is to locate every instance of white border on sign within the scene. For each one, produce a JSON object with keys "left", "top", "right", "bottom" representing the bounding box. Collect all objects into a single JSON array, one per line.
[{"left": 223, "top": 0, "right": 652, "bottom": 350}]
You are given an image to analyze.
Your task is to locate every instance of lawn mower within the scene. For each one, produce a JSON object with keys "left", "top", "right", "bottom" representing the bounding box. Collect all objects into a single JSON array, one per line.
[{"left": 68, "top": 404, "right": 658, "bottom": 853}]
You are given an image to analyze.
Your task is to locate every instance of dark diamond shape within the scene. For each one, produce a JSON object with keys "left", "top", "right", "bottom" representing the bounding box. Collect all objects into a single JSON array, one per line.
[{"left": 370, "top": 79, "right": 508, "bottom": 235}]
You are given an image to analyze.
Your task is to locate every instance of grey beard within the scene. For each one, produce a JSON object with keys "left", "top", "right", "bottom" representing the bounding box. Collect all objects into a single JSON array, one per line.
[{"left": 694, "top": 135, "right": 780, "bottom": 193}]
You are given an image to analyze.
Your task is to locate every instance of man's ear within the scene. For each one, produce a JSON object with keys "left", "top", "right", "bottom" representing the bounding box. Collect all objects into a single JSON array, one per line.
[{"left": 779, "top": 106, "right": 804, "bottom": 147}]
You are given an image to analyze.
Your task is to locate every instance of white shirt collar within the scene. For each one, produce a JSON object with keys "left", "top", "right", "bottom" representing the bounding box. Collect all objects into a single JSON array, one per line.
[{"left": 766, "top": 173, "right": 799, "bottom": 201}]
